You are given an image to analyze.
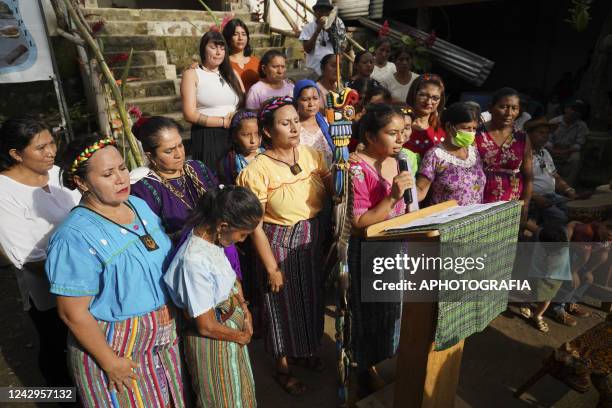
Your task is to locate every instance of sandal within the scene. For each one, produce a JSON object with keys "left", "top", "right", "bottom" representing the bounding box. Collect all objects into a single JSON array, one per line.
[
  {"left": 519, "top": 306, "right": 532, "bottom": 319},
  {"left": 288, "top": 356, "right": 325, "bottom": 372},
  {"left": 532, "top": 316, "right": 549, "bottom": 333},
  {"left": 274, "top": 371, "right": 306, "bottom": 396}
]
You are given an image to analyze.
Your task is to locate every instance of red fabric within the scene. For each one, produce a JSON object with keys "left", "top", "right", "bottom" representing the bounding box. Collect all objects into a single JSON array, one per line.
[{"left": 404, "top": 126, "right": 446, "bottom": 155}]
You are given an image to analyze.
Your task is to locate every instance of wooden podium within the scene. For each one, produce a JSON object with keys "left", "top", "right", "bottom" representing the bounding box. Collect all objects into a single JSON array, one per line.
[{"left": 363, "top": 200, "right": 521, "bottom": 408}]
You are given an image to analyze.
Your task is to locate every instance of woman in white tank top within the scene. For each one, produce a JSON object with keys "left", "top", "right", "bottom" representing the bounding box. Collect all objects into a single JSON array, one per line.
[{"left": 181, "top": 30, "right": 244, "bottom": 169}]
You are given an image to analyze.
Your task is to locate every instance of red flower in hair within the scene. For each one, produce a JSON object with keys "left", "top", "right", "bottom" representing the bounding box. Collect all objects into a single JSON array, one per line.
[
  {"left": 128, "top": 105, "right": 143, "bottom": 120},
  {"left": 220, "top": 13, "right": 235, "bottom": 31}
]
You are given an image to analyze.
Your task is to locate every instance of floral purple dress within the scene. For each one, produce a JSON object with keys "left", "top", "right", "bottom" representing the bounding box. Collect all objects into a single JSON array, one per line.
[
  {"left": 476, "top": 128, "right": 527, "bottom": 203},
  {"left": 418, "top": 145, "right": 486, "bottom": 206}
]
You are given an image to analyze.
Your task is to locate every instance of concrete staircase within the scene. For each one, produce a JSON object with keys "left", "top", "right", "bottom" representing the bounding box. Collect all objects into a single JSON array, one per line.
[{"left": 83, "top": 4, "right": 308, "bottom": 142}]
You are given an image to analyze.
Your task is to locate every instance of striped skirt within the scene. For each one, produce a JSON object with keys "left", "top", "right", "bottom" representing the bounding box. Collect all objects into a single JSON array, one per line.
[
  {"left": 183, "top": 287, "right": 257, "bottom": 408},
  {"left": 258, "top": 218, "right": 324, "bottom": 359},
  {"left": 67, "top": 305, "right": 186, "bottom": 408}
]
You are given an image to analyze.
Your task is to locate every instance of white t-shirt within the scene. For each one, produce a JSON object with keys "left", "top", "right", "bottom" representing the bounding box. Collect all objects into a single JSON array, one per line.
[
  {"left": 299, "top": 19, "right": 345, "bottom": 76},
  {"left": 0, "top": 166, "right": 81, "bottom": 311},
  {"left": 371, "top": 62, "right": 396, "bottom": 83},
  {"left": 378, "top": 71, "right": 419, "bottom": 103},
  {"left": 195, "top": 68, "right": 240, "bottom": 117}
]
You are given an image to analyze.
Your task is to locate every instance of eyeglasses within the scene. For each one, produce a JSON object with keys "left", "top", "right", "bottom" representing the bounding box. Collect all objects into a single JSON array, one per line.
[{"left": 416, "top": 92, "right": 441, "bottom": 102}]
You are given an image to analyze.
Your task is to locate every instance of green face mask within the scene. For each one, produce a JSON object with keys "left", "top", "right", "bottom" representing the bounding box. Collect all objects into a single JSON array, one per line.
[{"left": 451, "top": 129, "right": 476, "bottom": 147}]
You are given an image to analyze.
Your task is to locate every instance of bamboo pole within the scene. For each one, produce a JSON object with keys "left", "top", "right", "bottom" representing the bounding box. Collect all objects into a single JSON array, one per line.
[
  {"left": 272, "top": 0, "right": 300, "bottom": 34},
  {"left": 63, "top": 0, "right": 143, "bottom": 167}
]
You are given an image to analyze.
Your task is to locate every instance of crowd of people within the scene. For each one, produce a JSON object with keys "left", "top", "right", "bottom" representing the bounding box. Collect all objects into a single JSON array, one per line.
[{"left": 0, "top": 2, "right": 610, "bottom": 406}]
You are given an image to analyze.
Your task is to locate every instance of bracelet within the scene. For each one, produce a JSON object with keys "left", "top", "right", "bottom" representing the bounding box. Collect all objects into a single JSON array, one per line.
[
  {"left": 564, "top": 187, "right": 575, "bottom": 194},
  {"left": 222, "top": 116, "right": 227, "bottom": 128}
]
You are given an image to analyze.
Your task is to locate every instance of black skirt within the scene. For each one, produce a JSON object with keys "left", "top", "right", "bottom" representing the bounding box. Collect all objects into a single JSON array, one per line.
[{"left": 190, "top": 125, "right": 231, "bottom": 170}]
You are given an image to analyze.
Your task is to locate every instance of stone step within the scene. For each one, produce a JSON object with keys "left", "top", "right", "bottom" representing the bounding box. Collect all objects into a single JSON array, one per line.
[
  {"left": 97, "top": 20, "right": 268, "bottom": 36},
  {"left": 122, "top": 79, "right": 178, "bottom": 99},
  {"left": 83, "top": 7, "right": 250, "bottom": 23},
  {"left": 111, "top": 64, "right": 177, "bottom": 81},
  {"left": 105, "top": 50, "right": 168, "bottom": 67},
  {"left": 99, "top": 33, "right": 272, "bottom": 50},
  {"left": 126, "top": 95, "right": 182, "bottom": 115}
]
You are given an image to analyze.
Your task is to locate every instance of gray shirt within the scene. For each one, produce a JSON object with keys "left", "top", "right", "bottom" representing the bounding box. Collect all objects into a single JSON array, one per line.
[{"left": 548, "top": 115, "right": 589, "bottom": 150}]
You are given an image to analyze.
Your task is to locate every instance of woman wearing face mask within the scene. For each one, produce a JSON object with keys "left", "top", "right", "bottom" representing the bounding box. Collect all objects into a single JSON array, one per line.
[
  {"left": 46, "top": 136, "right": 187, "bottom": 407},
  {"left": 404, "top": 74, "right": 447, "bottom": 155},
  {"left": 416, "top": 102, "right": 486, "bottom": 206},
  {"left": 476, "top": 88, "right": 533, "bottom": 218},
  {"left": 237, "top": 97, "right": 332, "bottom": 395},
  {"left": 181, "top": 30, "right": 244, "bottom": 169},
  {"left": 371, "top": 38, "right": 395, "bottom": 83},
  {"left": 347, "top": 51, "right": 382, "bottom": 89},
  {"left": 246, "top": 50, "right": 294, "bottom": 110},
  {"left": 223, "top": 18, "right": 260, "bottom": 93},
  {"left": 293, "top": 79, "right": 334, "bottom": 166}
]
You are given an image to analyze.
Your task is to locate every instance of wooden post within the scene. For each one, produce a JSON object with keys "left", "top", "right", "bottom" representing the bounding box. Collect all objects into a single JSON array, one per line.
[
  {"left": 63, "top": 0, "right": 143, "bottom": 167},
  {"left": 271, "top": 0, "right": 300, "bottom": 34}
]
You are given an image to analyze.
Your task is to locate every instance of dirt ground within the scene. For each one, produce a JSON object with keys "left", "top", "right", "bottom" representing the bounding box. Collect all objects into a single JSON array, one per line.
[{"left": 0, "top": 267, "right": 605, "bottom": 408}]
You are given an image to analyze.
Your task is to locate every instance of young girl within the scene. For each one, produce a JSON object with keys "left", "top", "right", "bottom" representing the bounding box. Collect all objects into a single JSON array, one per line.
[
  {"left": 347, "top": 51, "right": 382, "bottom": 89},
  {"left": 164, "top": 185, "right": 263, "bottom": 407},
  {"left": 349, "top": 104, "right": 418, "bottom": 393},
  {"left": 217, "top": 109, "right": 264, "bottom": 185},
  {"left": 379, "top": 46, "right": 419, "bottom": 103},
  {"left": 371, "top": 38, "right": 396, "bottom": 83},
  {"left": 246, "top": 50, "right": 294, "bottom": 109},
  {"left": 399, "top": 104, "right": 420, "bottom": 175}
]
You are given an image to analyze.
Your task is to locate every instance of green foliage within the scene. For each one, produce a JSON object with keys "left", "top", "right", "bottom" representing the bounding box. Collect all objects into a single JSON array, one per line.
[
  {"left": 196, "top": 0, "right": 220, "bottom": 27},
  {"left": 566, "top": 0, "right": 592, "bottom": 32},
  {"left": 119, "top": 48, "right": 134, "bottom": 98}
]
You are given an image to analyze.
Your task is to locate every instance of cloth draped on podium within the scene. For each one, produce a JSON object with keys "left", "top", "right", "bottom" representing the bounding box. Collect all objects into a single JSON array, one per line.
[{"left": 433, "top": 201, "right": 522, "bottom": 350}]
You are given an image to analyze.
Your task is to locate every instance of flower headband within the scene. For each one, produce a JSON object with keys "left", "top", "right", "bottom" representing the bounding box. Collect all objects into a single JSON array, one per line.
[
  {"left": 69, "top": 137, "right": 116, "bottom": 176},
  {"left": 230, "top": 110, "right": 258, "bottom": 129},
  {"left": 259, "top": 96, "right": 294, "bottom": 122}
]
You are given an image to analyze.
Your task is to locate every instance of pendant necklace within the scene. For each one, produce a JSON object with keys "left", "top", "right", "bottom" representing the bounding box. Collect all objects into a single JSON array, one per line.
[
  {"left": 201, "top": 64, "right": 226, "bottom": 86},
  {"left": 78, "top": 202, "right": 160, "bottom": 251},
  {"left": 263, "top": 148, "right": 302, "bottom": 175}
]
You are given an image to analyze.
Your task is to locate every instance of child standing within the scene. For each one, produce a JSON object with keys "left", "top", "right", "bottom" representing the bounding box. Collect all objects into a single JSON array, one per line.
[{"left": 217, "top": 110, "right": 264, "bottom": 185}]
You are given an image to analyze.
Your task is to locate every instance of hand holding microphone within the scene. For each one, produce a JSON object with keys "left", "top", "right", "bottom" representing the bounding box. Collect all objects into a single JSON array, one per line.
[{"left": 395, "top": 151, "right": 414, "bottom": 207}]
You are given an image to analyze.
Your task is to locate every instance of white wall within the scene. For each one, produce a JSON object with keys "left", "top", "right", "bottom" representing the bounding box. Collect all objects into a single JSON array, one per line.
[{"left": 267, "top": 0, "right": 316, "bottom": 33}]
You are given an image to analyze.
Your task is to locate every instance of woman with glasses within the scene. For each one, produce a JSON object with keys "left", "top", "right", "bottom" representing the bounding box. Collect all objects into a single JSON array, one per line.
[
  {"left": 476, "top": 87, "right": 533, "bottom": 223},
  {"left": 404, "top": 74, "right": 447, "bottom": 155}
]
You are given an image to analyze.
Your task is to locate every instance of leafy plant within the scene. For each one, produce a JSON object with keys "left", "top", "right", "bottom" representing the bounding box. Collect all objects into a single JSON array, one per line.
[{"left": 566, "top": 0, "right": 592, "bottom": 32}]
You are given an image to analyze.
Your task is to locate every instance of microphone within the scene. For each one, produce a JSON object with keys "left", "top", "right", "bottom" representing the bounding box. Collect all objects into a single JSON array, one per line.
[{"left": 396, "top": 151, "right": 413, "bottom": 206}]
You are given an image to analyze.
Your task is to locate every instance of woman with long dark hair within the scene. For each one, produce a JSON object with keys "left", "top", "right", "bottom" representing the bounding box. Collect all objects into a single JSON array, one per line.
[
  {"left": 181, "top": 30, "right": 244, "bottom": 169},
  {"left": 223, "top": 18, "right": 261, "bottom": 94},
  {"left": 404, "top": 73, "right": 447, "bottom": 155}
]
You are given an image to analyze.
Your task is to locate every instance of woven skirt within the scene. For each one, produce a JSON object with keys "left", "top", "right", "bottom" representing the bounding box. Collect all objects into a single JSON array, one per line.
[
  {"left": 67, "top": 305, "right": 187, "bottom": 408},
  {"left": 347, "top": 236, "right": 402, "bottom": 371},
  {"left": 257, "top": 218, "right": 324, "bottom": 359},
  {"left": 183, "top": 287, "right": 257, "bottom": 408},
  {"left": 190, "top": 125, "right": 231, "bottom": 170}
]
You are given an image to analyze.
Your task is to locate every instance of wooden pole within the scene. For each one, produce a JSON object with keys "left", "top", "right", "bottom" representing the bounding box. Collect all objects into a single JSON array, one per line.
[
  {"left": 63, "top": 0, "right": 143, "bottom": 167},
  {"left": 271, "top": 0, "right": 300, "bottom": 34}
]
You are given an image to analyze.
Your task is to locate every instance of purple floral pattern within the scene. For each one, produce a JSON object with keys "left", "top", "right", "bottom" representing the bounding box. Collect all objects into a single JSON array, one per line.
[{"left": 418, "top": 145, "right": 486, "bottom": 206}]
